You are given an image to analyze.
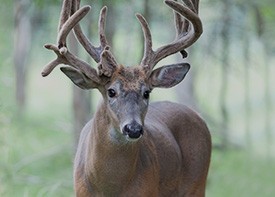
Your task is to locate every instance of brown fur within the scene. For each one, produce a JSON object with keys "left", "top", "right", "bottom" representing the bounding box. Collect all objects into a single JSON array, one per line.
[{"left": 110, "top": 65, "right": 147, "bottom": 90}]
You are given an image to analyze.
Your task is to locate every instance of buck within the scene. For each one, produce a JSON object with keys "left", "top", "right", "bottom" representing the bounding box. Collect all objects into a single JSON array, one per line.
[{"left": 42, "top": 0, "right": 211, "bottom": 196}]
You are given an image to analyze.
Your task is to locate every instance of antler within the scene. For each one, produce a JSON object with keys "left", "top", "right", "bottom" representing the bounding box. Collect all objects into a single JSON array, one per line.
[
  {"left": 41, "top": 0, "right": 117, "bottom": 80},
  {"left": 137, "top": 0, "right": 202, "bottom": 72}
]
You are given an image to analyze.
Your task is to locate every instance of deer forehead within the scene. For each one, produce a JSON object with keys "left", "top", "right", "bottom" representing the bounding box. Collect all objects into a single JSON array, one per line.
[{"left": 110, "top": 65, "right": 147, "bottom": 90}]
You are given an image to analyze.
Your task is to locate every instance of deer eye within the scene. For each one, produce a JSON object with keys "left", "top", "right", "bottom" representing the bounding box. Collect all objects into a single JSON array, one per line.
[
  {"left": 143, "top": 90, "right": 150, "bottom": 99},
  {"left": 107, "top": 88, "right": 116, "bottom": 98}
]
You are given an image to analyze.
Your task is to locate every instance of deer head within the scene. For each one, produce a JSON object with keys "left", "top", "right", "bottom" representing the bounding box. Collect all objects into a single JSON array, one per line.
[{"left": 42, "top": 0, "right": 202, "bottom": 140}]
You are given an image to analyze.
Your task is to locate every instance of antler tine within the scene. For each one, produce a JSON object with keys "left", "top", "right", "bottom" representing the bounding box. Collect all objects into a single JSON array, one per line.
[
  {"left": 73, "top": 19, "right": 101, "bottom": 62},
  {"left": 72, "top": 2, "right": 109, "bottom": 63},
  {"left": 139, "top": 0, "right": 202, "bottom": 72},
  {"left": 57, "top": 5, "right": 91, "bottom": 50},
  {"left": 174, "top": 0, "right": 196, "bottom": 57},
  {"left": 175, "top": 0, "right": 194, "bottom": 37},
  {"left": 136, "top": 14, "right": 154, "bottom": 69},
  {"left": 42, "top": 44, "right": 68, "bottom": 77},
  {"left": 98, "top": 7, "right": 109, "bottom": 49},
  {"left": 182, "top": 0, "right": 197, "bottom": 13},
  {"left": 58, "top": 0, "right": 72, "bottom": 32}
]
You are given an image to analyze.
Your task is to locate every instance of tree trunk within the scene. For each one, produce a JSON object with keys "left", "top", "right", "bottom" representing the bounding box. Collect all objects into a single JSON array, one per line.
[
  {"left": 220, "top": 0, "right": 231, "bottom": 149},
  {"left": 254, "top": 4, "right": 273, "bottom": 158},
  {"left": 101, "top": 0, "right": 115, "bottom": 47},
  {"left": 263, "top": 48, "right": 272, "bottom": 157},
  {"left": 243, "top": 26, "right": 252, "bottom": 150},
  {"left": 13, "top": 0, "right": 31, "bottom": 114},
  {"left": 175, "top": 50, "right": 198, "bottom": 111},
  {"left": 69, "top": 33, "right": 92, "bottom": 149},
  {"left": 141, "top": 0, "right": 150, "bottom": 58}
]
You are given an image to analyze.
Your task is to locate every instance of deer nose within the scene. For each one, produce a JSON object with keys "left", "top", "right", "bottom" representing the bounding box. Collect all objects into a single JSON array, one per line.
[{"left": 123, "top": 122, "right": 143, "bottom": 139}]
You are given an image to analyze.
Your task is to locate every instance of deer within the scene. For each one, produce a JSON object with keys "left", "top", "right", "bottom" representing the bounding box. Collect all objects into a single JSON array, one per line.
[{"left": 42, "top": 0, "right": 211, "bottom": 196}]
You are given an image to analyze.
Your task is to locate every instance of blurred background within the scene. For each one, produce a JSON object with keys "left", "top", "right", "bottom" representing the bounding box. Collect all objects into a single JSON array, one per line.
[{"left": 0, "top": 0, "right": 275, "bottom": 196}]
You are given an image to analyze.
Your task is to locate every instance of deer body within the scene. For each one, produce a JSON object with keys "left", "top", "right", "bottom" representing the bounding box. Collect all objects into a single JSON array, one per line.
[
  {"left": 74, "top": 100, "right": 211, "bottom": 196},
  {"left": 42, "top": 0, "right": 211, "bottom": 196}
]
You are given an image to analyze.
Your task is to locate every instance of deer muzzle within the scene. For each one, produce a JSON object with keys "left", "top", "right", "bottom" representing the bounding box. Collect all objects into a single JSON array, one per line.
[{"left": 122, "top": 121, "right": 144, "bottom": 139}]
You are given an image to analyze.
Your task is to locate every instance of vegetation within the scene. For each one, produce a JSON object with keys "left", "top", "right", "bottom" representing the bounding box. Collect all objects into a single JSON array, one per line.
[{"left": 1, "top": 0, "right": 275, "bottom": 196}]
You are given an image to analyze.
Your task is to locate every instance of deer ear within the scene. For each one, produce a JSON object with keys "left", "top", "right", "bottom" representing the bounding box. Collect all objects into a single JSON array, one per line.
[
  {"left": 149, "top": 63, "right": 190, "bottom": 88},
  {"left": 60, "top": 67, "right": 99, "bottom": 89}
]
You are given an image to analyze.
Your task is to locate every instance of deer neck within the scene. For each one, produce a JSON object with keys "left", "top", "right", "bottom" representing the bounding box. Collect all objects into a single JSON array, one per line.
[{"left": 86, "top": 101, "right": 140, "bottom": 192}]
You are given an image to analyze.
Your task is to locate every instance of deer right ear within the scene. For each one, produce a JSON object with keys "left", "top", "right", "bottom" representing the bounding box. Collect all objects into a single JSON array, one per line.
[
  {"left": 149, "top": 63, "right": 190, "bottom": 88},
  {"left": 60, "top": 67, "right": 99, "bottom": 89}
]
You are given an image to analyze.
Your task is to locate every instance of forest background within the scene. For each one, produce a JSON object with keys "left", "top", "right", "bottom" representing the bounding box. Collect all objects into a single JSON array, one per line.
[{"left": 0, "top": 0, "right": 275, "bottom": 196}]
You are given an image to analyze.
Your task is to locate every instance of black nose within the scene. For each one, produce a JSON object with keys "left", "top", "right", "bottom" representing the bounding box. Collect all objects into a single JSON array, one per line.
[{"left": 123, "top": 122, "right": 143, "bottom": 139}]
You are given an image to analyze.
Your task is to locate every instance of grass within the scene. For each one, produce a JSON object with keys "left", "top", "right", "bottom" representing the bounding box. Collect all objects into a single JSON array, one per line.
[
  {"left": 207, "top": 149, "right": 275, "bottom": 197},
  {"left": 0, "top": 111, "right": 74, "bottom": 197}
]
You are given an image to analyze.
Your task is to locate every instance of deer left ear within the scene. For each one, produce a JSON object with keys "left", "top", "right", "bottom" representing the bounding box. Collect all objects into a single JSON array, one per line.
[
  {"left": 149, "top": 63, "right": 190, "bottom": 88},
  {"left": 60, "top": 67, "right": 99, "bottom": 89}
]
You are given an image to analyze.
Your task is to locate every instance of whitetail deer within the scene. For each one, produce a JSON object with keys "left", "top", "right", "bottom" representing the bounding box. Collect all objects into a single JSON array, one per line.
[{"left": 42, "top": 0, "right": 211, "bottom": 196}]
